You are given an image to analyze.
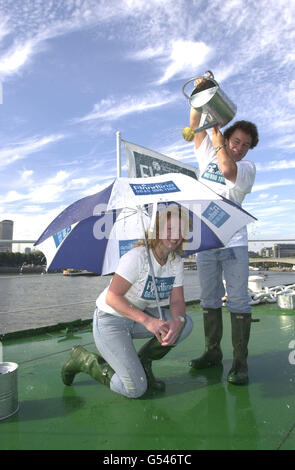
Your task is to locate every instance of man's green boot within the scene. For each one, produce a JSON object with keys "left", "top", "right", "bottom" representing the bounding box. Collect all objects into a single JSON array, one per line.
[
  {"left": 190, "top": 308, "right": 223, "bottom": 369},
  {"left": 61, "top": 345, "right": 114, "bottom": 387},
  {"left": 138, "top": 336, "right": 173, "bottom": 391},
  {"left": 227, "top": 313, "right": 251, "bottom": 385}
]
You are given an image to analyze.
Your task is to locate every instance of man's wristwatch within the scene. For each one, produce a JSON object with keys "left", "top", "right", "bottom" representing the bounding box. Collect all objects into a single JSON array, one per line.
[{"left": 177, "top": 315, "right": 186, "bottom": 323}]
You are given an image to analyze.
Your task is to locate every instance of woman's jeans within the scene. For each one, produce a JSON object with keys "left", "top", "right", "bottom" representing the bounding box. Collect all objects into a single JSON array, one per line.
[
  {"left": 93, "top": 307, "right": 193, "bottom": 398},
  {"left": 196, "top": 246, "right": 251, "bottom": 314}
]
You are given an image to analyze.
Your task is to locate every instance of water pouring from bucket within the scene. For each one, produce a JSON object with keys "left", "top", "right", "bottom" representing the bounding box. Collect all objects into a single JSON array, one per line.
[{"left": 182, "top": 71, "right": 237, "bottom": 140}]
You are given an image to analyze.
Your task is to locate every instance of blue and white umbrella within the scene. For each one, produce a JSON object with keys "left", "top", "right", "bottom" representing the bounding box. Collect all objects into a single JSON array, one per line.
[{"left": 35, "top": 172, "right": 256, "bottom": 276}]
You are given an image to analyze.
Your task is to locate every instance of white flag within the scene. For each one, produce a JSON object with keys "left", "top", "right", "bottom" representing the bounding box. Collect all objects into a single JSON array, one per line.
[{"left": 123, "top": 140, "right": 198, "bottom": 180}]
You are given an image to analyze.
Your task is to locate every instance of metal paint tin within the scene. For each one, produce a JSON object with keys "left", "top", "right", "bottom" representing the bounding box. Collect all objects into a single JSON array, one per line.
[
  {"left": 277, "top": 293, "right": 295, "bottom": 310},
  {"left": 0, "top": 362, "right": 19, "bottom": 420}
]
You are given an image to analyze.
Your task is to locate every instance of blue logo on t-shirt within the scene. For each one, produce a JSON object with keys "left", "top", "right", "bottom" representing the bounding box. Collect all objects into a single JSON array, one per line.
[
  {"left": 142, "top": 275, "right": 175, "bottom": 300},
  {"left": 202, "top": 163, "right": 226, "bottom": 185}
]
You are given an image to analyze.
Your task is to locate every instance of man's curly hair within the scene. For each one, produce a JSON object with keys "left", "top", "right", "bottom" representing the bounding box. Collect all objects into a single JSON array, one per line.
[{"left": 223, "top": 120, "right": 259, "bottom": 149}]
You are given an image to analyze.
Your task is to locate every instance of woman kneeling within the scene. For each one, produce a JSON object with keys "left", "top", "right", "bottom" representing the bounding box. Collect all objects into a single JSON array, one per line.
[{"left": 61, "top": 206, "right": 193, "bottom": 398}]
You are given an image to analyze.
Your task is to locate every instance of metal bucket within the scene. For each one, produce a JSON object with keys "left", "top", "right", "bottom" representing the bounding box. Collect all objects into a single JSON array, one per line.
[
  {"left": 0, "top": 362, "right": 19, "bottom": 420},
  {"left": 277, "top": 293, "right": 295, "bottom": 310},
  {"left": 182, "top": 71, "right": 237, "bottom": 133}
]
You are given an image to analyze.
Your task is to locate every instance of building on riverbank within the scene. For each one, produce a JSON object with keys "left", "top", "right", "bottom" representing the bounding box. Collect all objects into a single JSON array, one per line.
[
  {"left": 0, "top": 219, "right": 13, "bottom": 252},
  {"left": 259, "top": 243, "right": 295, "bottom": 258}
]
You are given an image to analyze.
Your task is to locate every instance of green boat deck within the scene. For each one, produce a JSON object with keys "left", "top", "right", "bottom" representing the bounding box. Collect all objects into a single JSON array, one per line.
[{"left": 1, "top": 303, "right": 295, "bottom": 451}]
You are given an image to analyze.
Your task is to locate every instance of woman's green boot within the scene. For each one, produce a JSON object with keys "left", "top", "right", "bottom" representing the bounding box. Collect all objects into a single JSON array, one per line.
[
  {"left": 61, "top": 345, "right": 114, "bottom": 386},
  {"left": 138, "top": 336, "right": 173, "bottom": 391}
]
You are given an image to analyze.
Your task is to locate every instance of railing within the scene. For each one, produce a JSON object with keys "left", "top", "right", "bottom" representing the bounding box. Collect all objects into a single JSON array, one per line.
[
  {"left": 0, "top": 240, "right": 36, "bottom": 244},
  {"left": 249, "top": 257, "right": 295, "bottom": 265}
]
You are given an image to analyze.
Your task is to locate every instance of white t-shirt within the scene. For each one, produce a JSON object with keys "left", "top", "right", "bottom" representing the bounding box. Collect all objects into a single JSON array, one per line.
[
  {"left": 96, "top": 245, "right": 184, "bottom": 316},
  {"left": 195, "top": 135, "right": 256, "bottom": 247}
]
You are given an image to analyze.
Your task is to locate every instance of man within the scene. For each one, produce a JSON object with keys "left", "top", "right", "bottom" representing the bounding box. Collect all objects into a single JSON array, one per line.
[{"left": 189, "top": 77, "right": 259, "bottom": 385}]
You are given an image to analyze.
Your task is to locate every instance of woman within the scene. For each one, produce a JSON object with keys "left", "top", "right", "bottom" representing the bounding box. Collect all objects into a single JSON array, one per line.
[{"left": 61, "top": 205, "right": 193, "bottom": 398}]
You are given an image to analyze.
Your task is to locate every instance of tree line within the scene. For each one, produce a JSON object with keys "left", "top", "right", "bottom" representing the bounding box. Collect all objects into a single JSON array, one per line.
[{"left": 0, "top": 250, "right": 46, "bottom": 267}]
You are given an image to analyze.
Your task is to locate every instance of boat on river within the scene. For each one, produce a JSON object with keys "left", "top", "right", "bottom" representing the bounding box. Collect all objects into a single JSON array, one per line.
[{"left": 63, "top": 269, "right": 97, "bottom": 276}]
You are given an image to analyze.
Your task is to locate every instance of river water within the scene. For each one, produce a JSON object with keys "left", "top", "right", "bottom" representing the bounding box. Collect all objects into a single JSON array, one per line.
[{"left": 0, "top": 270, "right": 294, "bottom": 335}]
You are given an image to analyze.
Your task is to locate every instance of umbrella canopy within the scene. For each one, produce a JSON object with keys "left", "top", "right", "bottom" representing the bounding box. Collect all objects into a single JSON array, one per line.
[{"left": 35, "top": 173, "right": 256, "bottom": 274}]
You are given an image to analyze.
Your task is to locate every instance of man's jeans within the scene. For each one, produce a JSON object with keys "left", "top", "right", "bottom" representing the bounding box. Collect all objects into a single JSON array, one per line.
[{"left": 196, "top": 246, "right": 251, "bottom": 314}]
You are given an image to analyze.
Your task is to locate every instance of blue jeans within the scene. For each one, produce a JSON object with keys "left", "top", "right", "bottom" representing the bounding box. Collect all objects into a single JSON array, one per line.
[
  {"left": 196, "top": 246, "right": 251, "bottom": 314},
  {"left": 93, "top": 307, "right": 193, "bottom": 398}
]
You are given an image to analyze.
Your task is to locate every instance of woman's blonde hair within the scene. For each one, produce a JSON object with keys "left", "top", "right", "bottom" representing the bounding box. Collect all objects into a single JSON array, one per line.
[{"left": 134, "top": 204, "right": 191, "bottom": 256}]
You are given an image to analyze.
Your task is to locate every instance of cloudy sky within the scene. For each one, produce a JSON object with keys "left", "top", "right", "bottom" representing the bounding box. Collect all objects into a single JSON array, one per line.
[{"left": 0, "top": 0, "right": 295, "bottom": 253}]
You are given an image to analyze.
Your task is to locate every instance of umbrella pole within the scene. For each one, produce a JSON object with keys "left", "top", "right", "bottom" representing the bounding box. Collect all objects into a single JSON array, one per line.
[{"left": 139, "top": 209, "right": 163, "bottom": 321}]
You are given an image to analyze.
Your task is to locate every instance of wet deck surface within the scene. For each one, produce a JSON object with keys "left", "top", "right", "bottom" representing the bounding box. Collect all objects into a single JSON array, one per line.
[{"left": 1, "top": 303, "right": 295, "bottom": 450}]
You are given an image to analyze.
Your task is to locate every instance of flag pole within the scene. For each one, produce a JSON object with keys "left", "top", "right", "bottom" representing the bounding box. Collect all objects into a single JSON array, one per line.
[{"left": 116, "top": 131, "right": 121, "bottom": 177}]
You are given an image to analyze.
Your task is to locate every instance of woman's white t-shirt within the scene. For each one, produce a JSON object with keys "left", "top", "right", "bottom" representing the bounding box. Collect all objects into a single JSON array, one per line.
[{"left": 96, "top": 246, "right": 184, "bottom": 316}]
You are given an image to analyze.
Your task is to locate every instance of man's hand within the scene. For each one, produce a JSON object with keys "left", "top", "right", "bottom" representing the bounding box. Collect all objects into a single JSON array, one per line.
[{"left": 193, "top": 77, "right": 208, "bottom": 90}]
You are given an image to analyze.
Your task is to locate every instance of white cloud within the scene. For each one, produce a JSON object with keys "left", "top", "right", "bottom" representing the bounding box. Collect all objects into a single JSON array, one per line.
[
  {"left": 0, "top": 205, "right": 67, "bottom": 240},
  {"left": 22, "top": 205, "right": 44, "bottom": 213},
  {"left": 67, "top": 177, "right": 93, "bottom": 190},
  {"left": 252, "top": 179, "right": 295, "bottom": 192},
  {"left": 129, "top": 39, "right": 213, "bottom": 85},
  {"left": 131, "top": 46, "right": 165, "bottom": 60},
  {"left": 257, "top": 193, "right": 271, "bottom": 199},
  {"left": 81, "top": 180, "right": 113, "bottom": 197},
  {"left": 271, "top": 135, "right": 295, "bottom": 151},
  {"left": 46, "top": 170, "right": 70, "bottom": 185},
  {"left": 157, "top": 40, "right": 213, "bottom": 84},
  {"left": 1, "top": 190, "right": 24, "bottom": 203},
  {"left": 0, "top": 134, "right": 65, "bottom": 168},
  {"left": 0, "top": 40, "right": 35, "bottom": 77},
  {"left": 159, "top": 140, "right": 197, "bottom": 163},
  {"left": 75, "top": 91, "right": 176, "bottom": 123},
  {"left": 256, "top": 159, "right": 295, "bottom": 171},
  {"left": 18, "top": 170, "right": 34, "bottom": 186},
  {"left": 0, "top": 18, "right": 10, "bottom": 42},
  {"left": 0, "top": 169, "right": 72, "bottom": 205},
  {"left": 0, "top": 0, "right": 187, "bottom": 81},
  {"left": 28, "top": 171, "right": 71, "bottom": 204},
  {"left": 251, "top": 205, "right": 292, "bottom": 218}
]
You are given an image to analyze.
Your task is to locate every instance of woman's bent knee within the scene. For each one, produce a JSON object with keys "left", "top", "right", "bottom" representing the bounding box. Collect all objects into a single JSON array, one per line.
[
  {"left": 185, "top": 314, "right": 193, "bottom": 334},
  {"left": 120, "top": 376, "right": 147, "bottom": 399},
  {"left": 175, "top": 314, "right": 193, "bottom": 344}
]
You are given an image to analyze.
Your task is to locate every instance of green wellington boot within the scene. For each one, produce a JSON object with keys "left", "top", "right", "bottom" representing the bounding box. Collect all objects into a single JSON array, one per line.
[
  {"left": 61, "top": 345, "right": 114, "bottom": 387},
  {"left": 190, "top": 308, "right": 223, "bottom": 369},
  {"left": 227, "top": 313, "right": 251, "bottom": 385},
  {"left": 138, "top": 336, "right": 173, "bottom": 391}
]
